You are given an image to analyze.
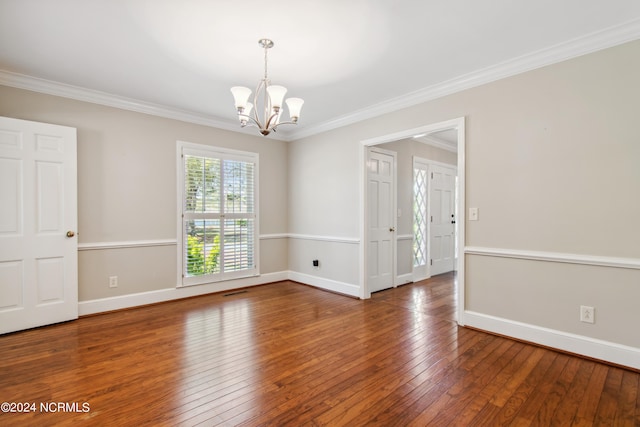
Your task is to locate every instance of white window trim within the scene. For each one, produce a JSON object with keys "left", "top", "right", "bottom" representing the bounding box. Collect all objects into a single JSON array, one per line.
[{"left": 176, "top": 140, "right": 260, "bottom": 287}]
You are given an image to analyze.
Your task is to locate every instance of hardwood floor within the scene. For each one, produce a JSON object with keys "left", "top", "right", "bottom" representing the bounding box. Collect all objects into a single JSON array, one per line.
[{"left": 1, "top": 273, "right": 638, "bottom": 426}]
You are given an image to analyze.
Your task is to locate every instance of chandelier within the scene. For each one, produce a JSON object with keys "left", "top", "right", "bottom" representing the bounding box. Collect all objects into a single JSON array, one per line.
[{"left": 231, "top": 39, "right": 304, "bottom": 136}]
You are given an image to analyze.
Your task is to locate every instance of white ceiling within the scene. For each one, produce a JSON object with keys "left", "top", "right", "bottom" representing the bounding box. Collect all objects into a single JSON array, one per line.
[{"left": 1, "top": 1, "right": 640, "bottom": 140}]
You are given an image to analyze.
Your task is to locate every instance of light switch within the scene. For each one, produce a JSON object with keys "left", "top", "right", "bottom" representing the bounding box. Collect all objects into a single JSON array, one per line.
[{"left": 469, "top": 207, "right": 479, "bottom": 221}]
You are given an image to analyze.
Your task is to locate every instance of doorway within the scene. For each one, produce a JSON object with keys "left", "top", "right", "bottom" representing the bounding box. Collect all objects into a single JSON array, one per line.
[{"left": 360, "top": 117, "right": 466, "bottom": 325}]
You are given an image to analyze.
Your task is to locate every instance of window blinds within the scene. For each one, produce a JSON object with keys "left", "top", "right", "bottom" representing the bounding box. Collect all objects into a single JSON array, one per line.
[{"left": 181, "top": 146, "right": 258, "bottom": 286}]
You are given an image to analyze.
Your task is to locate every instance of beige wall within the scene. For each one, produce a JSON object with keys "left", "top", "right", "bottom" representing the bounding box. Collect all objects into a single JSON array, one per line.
[
  {"left": 289, "top": 39, "right": 640, "bottom": 354},
  {"left": 0, "top": 86, "right": 289, "bottom": 301},
  {"left": 286, "top": 125, "right": 363, "bottom": 293},
  {"left": 464, "top": 48, "right": 640, "bottom": 257}
]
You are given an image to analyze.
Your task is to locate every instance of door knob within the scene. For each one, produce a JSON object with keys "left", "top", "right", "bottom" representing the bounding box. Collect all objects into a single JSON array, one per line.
[
  {"left": 389, "top": 227, "right": 395, "bottom": 232},
  {"left": 66, "top": 231, "right": 75, "bottom": 238}
]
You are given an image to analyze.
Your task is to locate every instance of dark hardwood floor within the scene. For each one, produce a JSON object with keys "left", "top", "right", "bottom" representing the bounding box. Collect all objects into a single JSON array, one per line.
[{"left": 1, "top": 273, "right": 638, "bottom": 426}]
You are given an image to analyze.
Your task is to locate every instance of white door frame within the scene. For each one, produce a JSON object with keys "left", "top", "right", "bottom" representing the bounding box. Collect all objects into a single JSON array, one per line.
[{"left": 360, "top": 117, "right": 466, "bottom": 326}]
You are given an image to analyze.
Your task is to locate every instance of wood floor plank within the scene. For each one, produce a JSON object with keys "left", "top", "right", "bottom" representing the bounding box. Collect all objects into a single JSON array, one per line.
[
  {"left": 341, "top": 327, "right": 476, "bottom": 426},
  {"left": 442, "top": 338, "right": 522, "bottom": 425},
  {"left": 533, "top": 355, "right": 581, "bottom": 424},
  {"left": 312, "top": 323, "right": 470, "bottom": 426},
  {"left": 426, "top": 338, "right": 526, "bottom": 426},
  {"left": 399, "top": 336, "right": 503, "bottom": 423},
  {"left": 372, "top": 335, "right": 487, "bottom": 425},
  {"left": 573, "top": 363, "right": 610, "bottom": 426},
  {"left": 0, "top": 274, "right": 638, "bottom": 426},
  {"left": 618, "top": 370, "right": 640, "bottom": 426},
  {"left": 548, "top": 359, "right": 596, "bottom": 426},
  {"left": 505, "top": 352, "right": 569, "bottom": 425},
  {"left": 595, "top": 367, "right": 625, "bottom": 426}
]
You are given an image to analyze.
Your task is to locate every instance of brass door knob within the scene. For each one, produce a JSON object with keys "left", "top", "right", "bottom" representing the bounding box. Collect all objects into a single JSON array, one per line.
[{"left": 66, "top": 231, "right": 75, "bottom": 238}]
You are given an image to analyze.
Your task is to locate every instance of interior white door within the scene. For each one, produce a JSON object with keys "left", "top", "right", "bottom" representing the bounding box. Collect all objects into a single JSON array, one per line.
[
  {"left": 367, "top": 148, "right": 396, "bottom": 293},
  {"left": 429, "top": 164, "right": 456, "bottom": 276},
  {"left": 0, "top": 116, "right": 78, "bottom": 334}
]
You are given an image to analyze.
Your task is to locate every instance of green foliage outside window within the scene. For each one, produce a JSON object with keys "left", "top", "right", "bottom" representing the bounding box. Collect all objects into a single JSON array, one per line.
[{"left": 187, "top": 234, "right": 220, "bottom": 275}]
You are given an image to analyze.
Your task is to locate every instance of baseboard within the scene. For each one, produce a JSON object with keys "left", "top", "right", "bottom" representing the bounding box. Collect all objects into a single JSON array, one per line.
[
  {"left": 464, "top": 311, "right": 640, "bottom": 370},
  {"left": 78, "top": 270, "right": 360, "bottom": 315},
  {"left": 286, "top": 271, "right": 360, "bottom": 298},
  {"left": 78, "top": 271, "right": 288, "bottom": 316}
]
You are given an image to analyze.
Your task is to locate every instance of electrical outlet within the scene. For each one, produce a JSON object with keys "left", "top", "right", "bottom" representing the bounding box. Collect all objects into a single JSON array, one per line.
[
  {"left": 580, "top": 305, "right": 595, "bottom": 324},
  {"left": 109, "top": 276, "right": 118, "bottom": 288}
]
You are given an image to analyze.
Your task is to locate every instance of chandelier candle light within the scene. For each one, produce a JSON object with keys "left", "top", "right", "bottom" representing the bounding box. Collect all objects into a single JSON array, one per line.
[{"left": 231, "top": 39, "right": 304, "bottom": 136}]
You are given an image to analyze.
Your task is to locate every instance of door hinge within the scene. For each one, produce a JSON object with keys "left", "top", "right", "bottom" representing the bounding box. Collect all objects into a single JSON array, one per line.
[
  {"left": 430, "top": 216, "right": 433, "bottom": 222},
  {"left": 431, "top": 172, "right": 433, "bottom": 179},
  {"left": 430, "top": 259, "right": 433, "bottom": 266}
]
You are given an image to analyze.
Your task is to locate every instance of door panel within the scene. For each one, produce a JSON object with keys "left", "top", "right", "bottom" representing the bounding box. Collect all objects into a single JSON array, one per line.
[
  {"left": 36, "top": 257, "right": 65, "bottom": 304},
  {"left": 0, "top": 261, "right": 22, "bottom": 309},
  {"left": 0, "top": 116, "right": 77, "bottom": 334},
  {"left": 37, "top": 160, "right": 64, "bottom": 232}
]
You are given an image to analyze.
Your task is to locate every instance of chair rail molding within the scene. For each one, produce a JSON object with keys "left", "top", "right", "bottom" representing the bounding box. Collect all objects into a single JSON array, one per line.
[{"left": 465, "top": 246, "right": 640, "bottom": 270}]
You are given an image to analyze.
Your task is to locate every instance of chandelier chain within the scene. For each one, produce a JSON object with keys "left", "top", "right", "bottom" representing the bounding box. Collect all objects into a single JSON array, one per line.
[{"left": 264, "top": 43, "right": 268, "bottom": 81}]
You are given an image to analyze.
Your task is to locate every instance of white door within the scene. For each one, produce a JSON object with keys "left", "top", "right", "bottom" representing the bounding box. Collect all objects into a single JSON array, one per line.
[
  {"left": 430, "top": 164, "right": 456, "bottom": 276},
  {"left": 367, "top": 148, "right": 396, "bottom": 293},
  {"left": 0, "top": 116, "right": 78, "bottom": 334}
]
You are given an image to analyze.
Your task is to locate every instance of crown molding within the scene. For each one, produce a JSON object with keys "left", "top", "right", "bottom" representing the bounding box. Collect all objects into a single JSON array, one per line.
[
  {"left": 0, "top": 70, "right": 290, "bottom": 141},
  {"left": 2, "top": 18, "right": 639, "bottom": 142},
  {"left": 287, "top": 17, "right": 640, "bottom": 141}
]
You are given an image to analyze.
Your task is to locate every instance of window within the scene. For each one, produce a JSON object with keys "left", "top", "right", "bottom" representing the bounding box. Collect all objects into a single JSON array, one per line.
[
  {"left": 178, "top": 142, "right": 258, "bottom": 286},
  {"left": 413, "top": 166, "right": 428, "bottom": 267}
]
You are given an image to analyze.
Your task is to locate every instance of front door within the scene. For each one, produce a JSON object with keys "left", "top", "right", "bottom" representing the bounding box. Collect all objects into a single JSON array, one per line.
[
  {"left": 0, "top": 116, "right": 78, "bottom": 334},
  {"left": 430, "top": 164, "right": 456, "bottom": 276},
  {"left": 367, "top": 148, "right": 396, "bottom": 293}
]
